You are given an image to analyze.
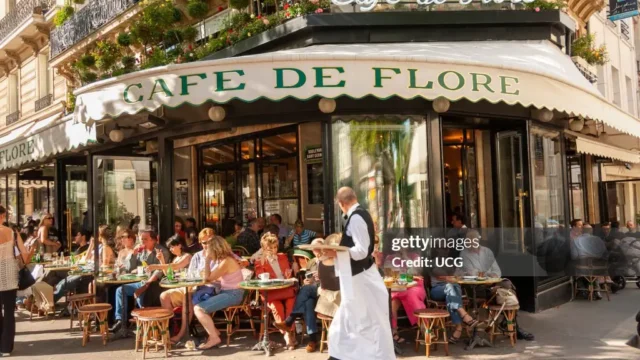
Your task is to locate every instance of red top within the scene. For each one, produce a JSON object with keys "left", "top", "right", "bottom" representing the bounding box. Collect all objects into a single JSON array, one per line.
[{"left": 254, "top": 253, "right": 291, "bottom": 279}]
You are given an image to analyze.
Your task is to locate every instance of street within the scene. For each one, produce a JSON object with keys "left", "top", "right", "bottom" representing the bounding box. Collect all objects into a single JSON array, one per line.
[{"left": 10, "top": 288, "right": 640, "bottom": 360}]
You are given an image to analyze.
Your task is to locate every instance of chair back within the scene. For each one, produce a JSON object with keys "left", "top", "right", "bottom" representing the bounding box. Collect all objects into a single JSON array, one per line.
[{"left": 232, "top": 246, "right": 250, "bottom": 257}]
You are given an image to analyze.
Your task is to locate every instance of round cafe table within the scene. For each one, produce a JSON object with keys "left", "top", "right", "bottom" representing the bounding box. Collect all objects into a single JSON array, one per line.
[
  {"left": 239, "top": 280, "right": 295, "bottom": 356},
  {"left": 159, "top": 278, "right": 206, "bottom": 344},
  {"left": 454, "top": 277, "right": 503, "bottom": 350},
  {"left": 95, "top": 274, "right": 150, "bottom": 337}
]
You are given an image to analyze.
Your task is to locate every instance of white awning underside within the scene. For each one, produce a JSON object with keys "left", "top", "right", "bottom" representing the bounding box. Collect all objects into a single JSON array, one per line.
[{"left": 74, "top": 40, "right": 640, "bottom": 138}]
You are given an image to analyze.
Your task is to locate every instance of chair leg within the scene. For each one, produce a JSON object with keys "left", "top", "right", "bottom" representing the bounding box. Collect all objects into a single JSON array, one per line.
[
  {"left": 424, "top": 319, "right": 431, "bottom": 357},
  {"left": 489, "top": 310, "right": 496, "bottom": 345},
  {"left": 506, "top": 311, "right": 516, "bottom": 347},
  {"left": 415, "top": 318, "right": 421, "bottom": 353},
  {"left": 440, "top": 318, "right": 449, "bottom": 356},
  {"left": 142, "top": 321, "right": 149, "bottom": 360}
]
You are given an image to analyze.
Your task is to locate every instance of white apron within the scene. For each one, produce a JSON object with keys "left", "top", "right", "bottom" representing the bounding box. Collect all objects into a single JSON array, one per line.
[{"left": 328, "top": 264, "right": 395, "bottom": 360}]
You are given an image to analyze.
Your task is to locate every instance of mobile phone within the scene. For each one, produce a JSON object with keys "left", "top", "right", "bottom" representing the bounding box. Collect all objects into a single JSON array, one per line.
[{"left": 305, "top": 271, "right": 316, "bottom": 280}]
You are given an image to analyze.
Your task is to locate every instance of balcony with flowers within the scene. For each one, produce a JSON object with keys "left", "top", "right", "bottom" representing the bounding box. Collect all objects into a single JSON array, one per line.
[{"left": 53, "top": 0, "right": 606, "bottom": 112}]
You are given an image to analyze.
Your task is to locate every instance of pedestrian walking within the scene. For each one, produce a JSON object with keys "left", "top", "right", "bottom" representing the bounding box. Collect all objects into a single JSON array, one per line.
[{"left": 0, "top": 205, "right": 31, "bottom": 356}]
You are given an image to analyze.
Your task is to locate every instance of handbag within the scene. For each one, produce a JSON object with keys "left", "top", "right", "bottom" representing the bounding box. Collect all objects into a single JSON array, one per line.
[
  {"left": 495, "top": 288, "right": 519, "bottom": 306},
  {"left": 14, "top": 232, "right": 35, "bottom": 291}
]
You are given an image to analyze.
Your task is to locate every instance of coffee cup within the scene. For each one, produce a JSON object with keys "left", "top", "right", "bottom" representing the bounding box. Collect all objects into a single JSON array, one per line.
[{"left": 259, "top": 273, "right": 270, "bottom": 282}]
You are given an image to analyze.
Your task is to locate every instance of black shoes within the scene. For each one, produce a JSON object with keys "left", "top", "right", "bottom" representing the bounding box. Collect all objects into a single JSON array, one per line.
[
  {"left": 516, "top": 327, "right": 535, "bottom": 341},
  {"left": 109, "top": 320, "right": 123, "bottom": 333}
]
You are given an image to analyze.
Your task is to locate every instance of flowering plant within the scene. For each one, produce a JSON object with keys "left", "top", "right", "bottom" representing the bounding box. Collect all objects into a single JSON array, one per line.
[{"left": 572, "top": 33, "right": 608, "bottom": 66}]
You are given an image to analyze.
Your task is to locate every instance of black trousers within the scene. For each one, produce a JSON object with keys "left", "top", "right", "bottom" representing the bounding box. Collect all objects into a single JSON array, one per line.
[{"left": 0, "top": 289, "right": 17, "bottom": 354}]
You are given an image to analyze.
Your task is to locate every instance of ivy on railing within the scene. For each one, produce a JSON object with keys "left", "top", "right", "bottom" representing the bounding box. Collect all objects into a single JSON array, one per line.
[
  {"left": 50, "top": 0, "right": 140, "bottom": 59},
  {"left": 0, "top": 0, "right": 54, "bottom": 45}
]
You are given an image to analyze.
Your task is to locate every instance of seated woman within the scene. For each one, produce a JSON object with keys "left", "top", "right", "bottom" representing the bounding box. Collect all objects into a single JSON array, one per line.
[
  {"left": 193, "top": 235, "right": 244, "bottom": 350},
  {"left": 384, "top": 248, "right": 426, "bottom": 344},
  {"left": 149, "top": 236, "right": 192, "bottom": 275},
  {"left": 276, "top": 234, "right": 342, "bottom": 352},
  {"left": 254, "top": 233, "right": 297, "bottom": 349}
]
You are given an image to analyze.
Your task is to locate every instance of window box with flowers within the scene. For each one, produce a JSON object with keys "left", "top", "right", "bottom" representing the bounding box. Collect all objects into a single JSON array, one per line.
[{"left": 571, "top": 33, "right": 607, "bottom": 83}]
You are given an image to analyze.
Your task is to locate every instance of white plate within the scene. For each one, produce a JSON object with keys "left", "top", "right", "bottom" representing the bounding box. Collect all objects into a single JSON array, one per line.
[{"left": 463, "top": 276, "right": 477, "bottom": 280}]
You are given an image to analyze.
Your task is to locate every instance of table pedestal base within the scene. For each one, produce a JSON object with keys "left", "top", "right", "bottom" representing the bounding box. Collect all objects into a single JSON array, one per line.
[
  {"left": 251, "top": 339, "right": 282, "bottom": 356},
  {"left": 465, "top": 333, "right": 493, "bottom": 350}
]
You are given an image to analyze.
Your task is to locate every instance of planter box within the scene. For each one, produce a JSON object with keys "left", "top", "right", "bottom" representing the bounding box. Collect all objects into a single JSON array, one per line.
[{"left": 571, "top": 56, "right": 598, "bottom": 83}]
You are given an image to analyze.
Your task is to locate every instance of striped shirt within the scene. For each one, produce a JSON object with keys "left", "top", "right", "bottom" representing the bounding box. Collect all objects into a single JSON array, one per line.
[{"left": 290, "top": 229, "right": 317, "bottom": 247}]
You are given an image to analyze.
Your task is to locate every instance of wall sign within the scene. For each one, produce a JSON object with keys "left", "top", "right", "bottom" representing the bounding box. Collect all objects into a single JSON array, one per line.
[
  {"left": 608, "top": 0, "right": 639, "bottom": 21},
  {"left": 332, "top": 0, "right": 534, "bottom": 11},
  {"left": 123, "top": 177, "right": 135, "bottom": 190},
  {"left": 305, "top": 146, "right": 323, "bottom": 163}
]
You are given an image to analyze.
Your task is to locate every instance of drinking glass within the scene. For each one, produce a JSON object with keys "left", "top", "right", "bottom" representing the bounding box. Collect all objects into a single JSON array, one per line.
[{"left": 406, "top": 273, "right": 414, "bottom": 283}]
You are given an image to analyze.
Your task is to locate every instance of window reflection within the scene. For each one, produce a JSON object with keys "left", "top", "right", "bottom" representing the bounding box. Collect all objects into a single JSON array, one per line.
[
  {"left": 530, "top": 128, "right": 565, "bottom": 229},
  {"left": 332, "top": 116, "right": 429, "bottom": 238}
]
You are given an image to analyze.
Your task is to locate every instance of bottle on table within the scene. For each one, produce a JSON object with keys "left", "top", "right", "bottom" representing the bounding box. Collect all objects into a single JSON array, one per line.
[{"left": 167, "top": 265, "right": 174, "bottom": 281}]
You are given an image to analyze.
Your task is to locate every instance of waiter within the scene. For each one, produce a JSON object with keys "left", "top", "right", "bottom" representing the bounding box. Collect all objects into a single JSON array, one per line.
[{"left": 324, "top": 187, "right": 395, "bottom": 360}]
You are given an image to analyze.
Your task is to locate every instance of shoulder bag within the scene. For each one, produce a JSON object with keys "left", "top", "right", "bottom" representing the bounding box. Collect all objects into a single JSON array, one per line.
[{"left": 14, "top": 232, "right": 35, "bottom": 290}]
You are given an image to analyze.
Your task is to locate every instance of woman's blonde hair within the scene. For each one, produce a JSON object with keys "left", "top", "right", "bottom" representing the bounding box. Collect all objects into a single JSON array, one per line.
[
  {"left": 204, "top": 235, "right": 232, "bottom": 261},
  {"left": 260, "top": 233, "right": 279, "bottom": 254},
  {"left": 98, "top": 225, "right": 110, "bottom": 245},
  {"left": 198, "top": 228, "right": 215, "bottom": 243}
]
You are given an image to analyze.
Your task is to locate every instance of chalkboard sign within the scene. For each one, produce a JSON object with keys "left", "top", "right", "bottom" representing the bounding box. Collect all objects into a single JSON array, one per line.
[{"left": 305, "top": 146, "right": 323, "bottom": 163}]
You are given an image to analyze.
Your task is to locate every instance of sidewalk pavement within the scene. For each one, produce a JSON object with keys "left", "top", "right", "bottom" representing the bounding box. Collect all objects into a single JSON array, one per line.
[{"left": 9, "top": 287, "right": 640, "bottom": 359}]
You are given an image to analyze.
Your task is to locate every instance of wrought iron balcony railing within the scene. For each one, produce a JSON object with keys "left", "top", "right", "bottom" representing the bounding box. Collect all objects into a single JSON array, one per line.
[
  {"left": 50, "top": 0, "right": 139, "bottom": 59},
  {"left": 0, "top": 0, "right": 53, "bottom": 45},
  {"left": 35, "top": 94, "right": 53, "bottom": 112},
  {"left": 6, "top": 111, "right": 20, "bottom": 126},
  {"left": 621, "top": 21, "right": 630, "bottom": 41}
]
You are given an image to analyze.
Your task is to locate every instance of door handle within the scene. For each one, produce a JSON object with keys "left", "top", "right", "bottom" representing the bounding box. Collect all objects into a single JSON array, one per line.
[{"left": 517, "top": 189, "right": 528, "bottom": 252}]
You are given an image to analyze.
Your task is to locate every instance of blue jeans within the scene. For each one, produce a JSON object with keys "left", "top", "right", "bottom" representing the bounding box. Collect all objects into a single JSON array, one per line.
[
  {"left": 54, "top": 275, "right": 88, "bottom": 303},
  {"left": 115, "top": 281, "right": 146, "bottom": 321},
  {"left": 431, "top": 283, "right": 463, "bottom": 324},
  {"left": 195, "top": 289, "right": 245, "bottom": 314},
  {"left": 291, "top": 284, "right": 318, "bottom": 335}
]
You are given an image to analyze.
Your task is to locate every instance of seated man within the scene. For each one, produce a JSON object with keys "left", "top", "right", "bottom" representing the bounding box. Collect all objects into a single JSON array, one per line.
[
  {"left": 53, "top": 230, "right": 94, "bottom": 303},
  {"left": 274, "top": 238, "right": 324, "bottom": 352},
  {"left": 571, "top": 224, "right": 609, "bottom": 299},
  {"left": 110, "top": 229, "right": 170, "bottom": 337},
  {"left": 458, "top": 229, "right": 534, "bottom": 341}
]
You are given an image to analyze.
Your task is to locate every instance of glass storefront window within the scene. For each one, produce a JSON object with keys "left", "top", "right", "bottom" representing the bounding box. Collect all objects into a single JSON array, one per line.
[
  {"left": 201, "top": 128, "right": 300, "bottom": 233},
  {"left": 94, "top": 157, "right": 158, "bottom": 232},
  {"left": 240, "top": 140, "right": 255, "bottom": 160},
  {"left": 0, "top": 176, "right": 6, "bottom": 213},
  {"left": 567, "top": 155, "right": 585, "bottom": 221},
  {"left": 261, "top": 133, "right": 297, "bottom": 158},
  {"left": 66, "top": 165, "right": 88, "bottom": 234},
  {"left": 7, "top": 174, "right": 17, "bottom": 225},
  {"left": 530, "top": 128, "right": 565, "bottom": 229},
  {"left": 174, "top": 147, "right": 193, "bottom": 220},
  {"left": 332, "top": 116, "right": 429, "bottom": 238},
  {"left": 202, "top": 145, "right": 235, "bottom": 166}
]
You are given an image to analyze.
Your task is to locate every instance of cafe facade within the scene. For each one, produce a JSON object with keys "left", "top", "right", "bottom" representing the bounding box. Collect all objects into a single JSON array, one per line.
[{"left": 2, "top": 10, "right": 640, "bottom": 312}]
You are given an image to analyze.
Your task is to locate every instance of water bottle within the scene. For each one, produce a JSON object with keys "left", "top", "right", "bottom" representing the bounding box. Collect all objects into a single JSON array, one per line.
[{"left": 167, "top": 266, "right": 174, "bottom": 281}]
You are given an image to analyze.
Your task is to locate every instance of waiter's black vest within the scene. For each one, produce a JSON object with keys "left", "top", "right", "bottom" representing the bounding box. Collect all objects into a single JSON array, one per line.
[{"left": 340, "top": 206, "right": 375, "bottom": 276}]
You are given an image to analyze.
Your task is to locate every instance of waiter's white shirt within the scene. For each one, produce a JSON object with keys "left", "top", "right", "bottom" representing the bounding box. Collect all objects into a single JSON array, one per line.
[{"left": 329, "top": 203, "right": 395, "bottom": 360}]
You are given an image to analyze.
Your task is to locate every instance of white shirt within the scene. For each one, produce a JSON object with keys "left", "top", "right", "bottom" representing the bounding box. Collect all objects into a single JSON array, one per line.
[
  {"left": 458, "top": 246, "right": 502, "bottom": 277},
  {"left": 345, "top": 203, "right": 370, "bottom": 261}
]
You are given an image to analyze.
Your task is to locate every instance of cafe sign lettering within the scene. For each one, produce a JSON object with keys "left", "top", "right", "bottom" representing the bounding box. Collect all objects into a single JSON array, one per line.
[
  {"left": 0, "top": 139, "right": 35, "bottom": 167},
  {"left": 332, "top": 0, "right": 535, "bottom": 11},
  {"left": 122, "top": 67, "right": 520, "bottom": 104}
]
